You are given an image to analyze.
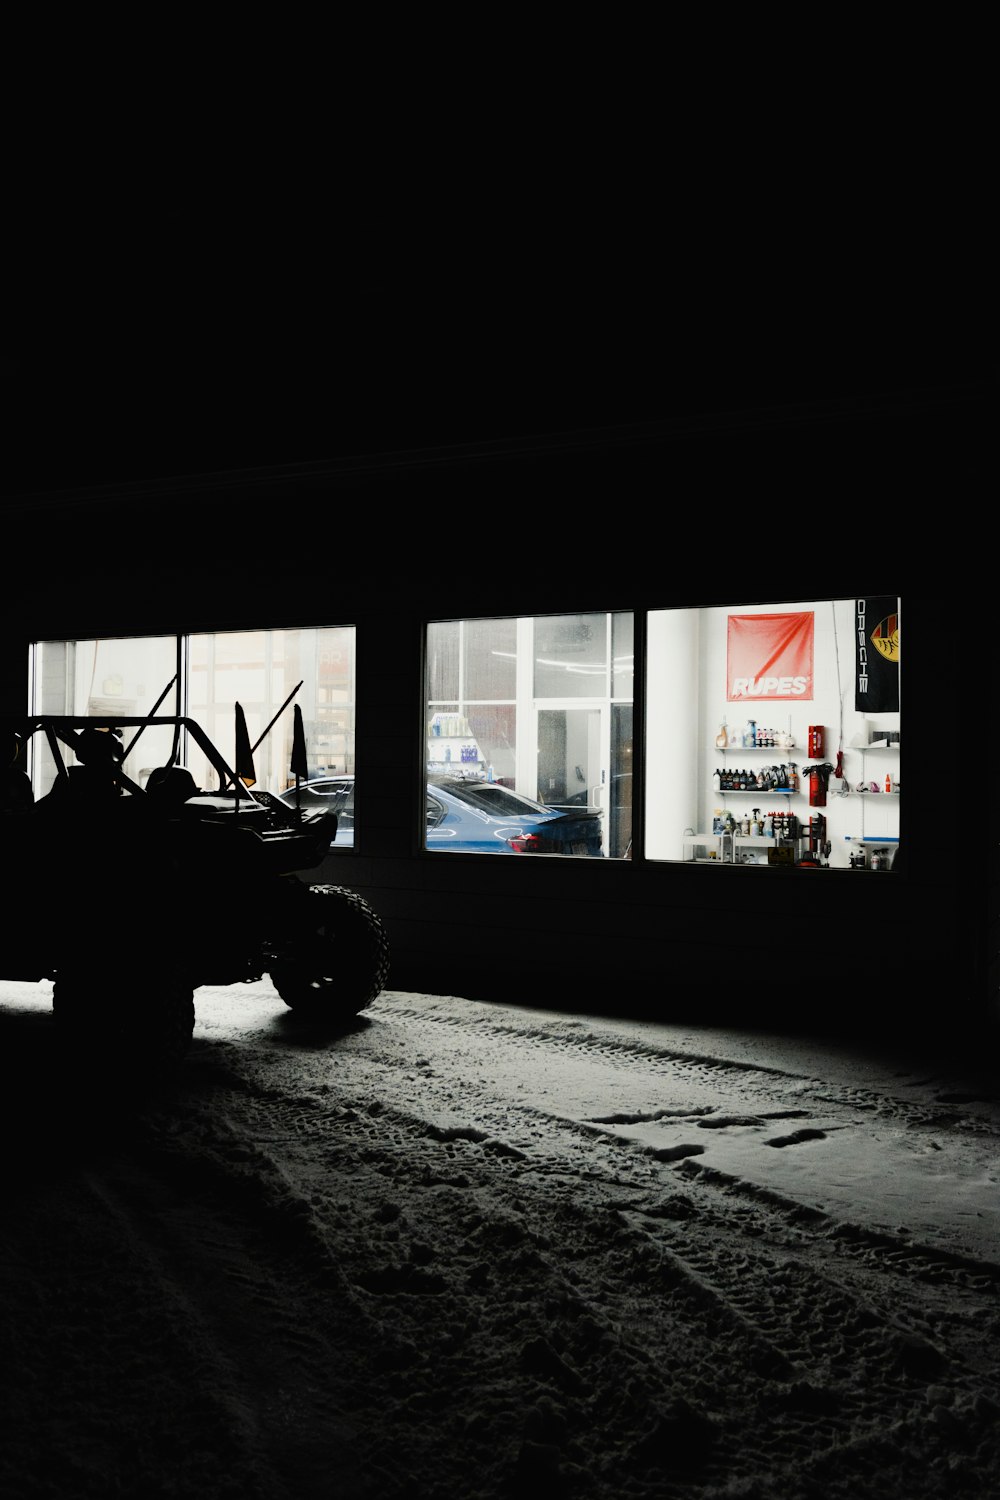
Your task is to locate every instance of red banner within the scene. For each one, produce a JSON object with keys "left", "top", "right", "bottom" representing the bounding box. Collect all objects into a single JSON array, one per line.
[{"left": 727, "top": 612, "right": 814, "bottom": 702}]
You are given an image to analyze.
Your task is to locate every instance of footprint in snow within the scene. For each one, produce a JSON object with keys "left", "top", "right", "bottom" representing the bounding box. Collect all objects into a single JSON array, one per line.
[{"left": 765, "top": 1127, "right": 828, "bottom": 1148}]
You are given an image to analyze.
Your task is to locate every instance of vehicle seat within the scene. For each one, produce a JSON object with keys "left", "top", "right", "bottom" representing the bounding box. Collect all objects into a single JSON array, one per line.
[{"left": 145, "top": 765, "right": 199, "bottom": 807}]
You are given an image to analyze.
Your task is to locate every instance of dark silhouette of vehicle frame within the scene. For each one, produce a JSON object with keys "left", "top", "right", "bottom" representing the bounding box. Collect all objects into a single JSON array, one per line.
[{"left": 2, "top": 708, "right": 390, "bottom": 1077}]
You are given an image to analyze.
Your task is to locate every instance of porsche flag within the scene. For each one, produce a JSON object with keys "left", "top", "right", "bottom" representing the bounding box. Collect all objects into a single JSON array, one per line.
[
  {"left": 234, "top": 702, "right": 257, "bottom": 787},
  {"left": 727, "top": 611, "right": 814, "bottom": 702},
  {"left": 855, "top": 598, "right": 900, "bottom": 712}
]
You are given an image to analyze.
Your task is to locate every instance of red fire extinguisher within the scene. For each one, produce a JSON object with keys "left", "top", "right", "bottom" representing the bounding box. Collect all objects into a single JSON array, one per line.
[
  {"left": 807, "top": 725, "right": 824, "bottom": 759},
  {"left": 804, "top": 762, "right": 833, "bottom": 807}
]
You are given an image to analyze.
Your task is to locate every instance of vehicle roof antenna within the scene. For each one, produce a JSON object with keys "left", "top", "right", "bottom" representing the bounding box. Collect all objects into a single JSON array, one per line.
[
  {"left": 121, "top": 675, "right": 180, "bottom": 762},
  {"left": 250, "top": 680, "right": 304, "bottom": 755}
]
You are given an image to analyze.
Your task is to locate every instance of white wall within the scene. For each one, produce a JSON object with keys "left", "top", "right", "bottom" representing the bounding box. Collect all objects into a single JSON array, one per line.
[{"left": 646, "top": 609, "right": 701, "bottom": 860}]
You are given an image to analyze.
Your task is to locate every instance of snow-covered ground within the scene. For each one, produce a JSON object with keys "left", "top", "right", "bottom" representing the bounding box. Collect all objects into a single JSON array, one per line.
[{"left": 1, "top": 979, "right": 998, "bottom": 1499}]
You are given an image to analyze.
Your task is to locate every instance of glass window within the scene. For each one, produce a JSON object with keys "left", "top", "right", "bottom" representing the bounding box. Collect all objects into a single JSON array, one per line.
[
  {"left": 426, "top": 620, "right": 460, "bottom": 703},
  {"left": 533, "top": 613, "right": 609, "bottom": 698},
  {"left": 425, "top": 613, "right": 634, "bottom": 858},
  {"left": 29, "top": 626, "right": 358, "bottom": 846},
  {"left": 612, "top": 611, "right": 634, "bottom": 700},
  {"left": 646, "top": 598, "right": 900, "bottom": 870},
  {"left": 464, "top": 617, "right": 516, "bottom": 700},
  {"left": 188, "top": 625, "right": 355, "bottom": 795},
  {"left": 32, "top": 635, "right": 180, "bottom": 798}
]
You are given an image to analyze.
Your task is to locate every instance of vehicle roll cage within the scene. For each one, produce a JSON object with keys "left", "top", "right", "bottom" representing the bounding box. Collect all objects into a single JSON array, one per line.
[{"left": 7, "top": 714, "right": 262, "bottom": 802}]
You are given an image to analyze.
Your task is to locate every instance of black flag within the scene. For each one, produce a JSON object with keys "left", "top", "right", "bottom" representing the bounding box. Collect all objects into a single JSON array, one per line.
[
  {"left": 234, "top": 703, "right": 257, "bottom": 787},
  {"left": 291, "top": 704, "right": 308, "bottom": 781},
  {"left": 855, "top": 598, "right": 900, "bottom": 712}
]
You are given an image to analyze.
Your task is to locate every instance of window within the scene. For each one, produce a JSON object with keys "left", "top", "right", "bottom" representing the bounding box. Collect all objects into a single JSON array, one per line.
[
  {"left": 188, "top": 626, "right": 355, "bottom": 794},
  {"left": 32, "top": 635, "right": 180, "bottom": 799},
  {"left": 30, "top": 626, "right": 357, "bottom": 838},
  {"left": 645, "top": 598, "right": 900, "bottom": 870},
  {"left": 425, "top": 613, "right": 634, "bottom": 858}
]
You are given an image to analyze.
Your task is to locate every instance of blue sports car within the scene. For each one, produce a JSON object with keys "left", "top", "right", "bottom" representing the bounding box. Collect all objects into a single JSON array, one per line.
[{"left": 276, "top": 775, "right": 605, "bottom": 856}]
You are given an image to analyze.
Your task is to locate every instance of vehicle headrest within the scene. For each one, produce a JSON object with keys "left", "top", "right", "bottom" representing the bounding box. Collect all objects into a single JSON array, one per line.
[{"left": 145, "top": 765, "right": 199, "bottom": 803}]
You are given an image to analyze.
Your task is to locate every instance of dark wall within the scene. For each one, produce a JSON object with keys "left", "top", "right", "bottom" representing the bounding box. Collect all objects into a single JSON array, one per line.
[{"left": 3, "top": 383, "right": 995, "bottom": 1045}]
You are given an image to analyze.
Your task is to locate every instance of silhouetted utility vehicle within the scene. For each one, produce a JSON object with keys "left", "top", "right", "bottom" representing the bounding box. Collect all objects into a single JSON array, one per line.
[{"left": 1, "top": 709, "right": 389, "bottom": 1073}]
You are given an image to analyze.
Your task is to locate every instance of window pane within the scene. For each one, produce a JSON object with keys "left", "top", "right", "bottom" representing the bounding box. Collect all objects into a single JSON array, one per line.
[
  {"left": 464, "top": 617, "right": 516, "bottom": 700},
  {"left": 611, "top": 703, "right": 633, "bottom": 859},
  {"left": 646, "top": 598, "right": 900, "bottom": 870},
  {"left": 426, "top": 621, "right": 460, "bottom": 702},
  {"left": 466, "top": 704, "right": 516, "bottom": 786},
  {"left": 533, "top": 613, "right": 608, "bottom": 698},
  {"left": 32, "top": 635, "right": 179, "bottom": 797},
  {"left": 612, "top": 612, "right": 634, "bottom": 700},
  {"left": 188, "top": 625, "right": 356, "bottom": 796}
]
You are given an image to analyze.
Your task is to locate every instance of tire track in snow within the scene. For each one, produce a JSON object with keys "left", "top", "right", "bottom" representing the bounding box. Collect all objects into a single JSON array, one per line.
[{"left": 156, "top": 1050, "right": 1000, "bottom": 1499}]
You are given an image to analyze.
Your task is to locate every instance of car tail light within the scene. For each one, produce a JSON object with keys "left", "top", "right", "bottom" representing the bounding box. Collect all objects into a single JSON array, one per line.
[{"left": 508, "top": 832, "right": 542, "bottom": 853}]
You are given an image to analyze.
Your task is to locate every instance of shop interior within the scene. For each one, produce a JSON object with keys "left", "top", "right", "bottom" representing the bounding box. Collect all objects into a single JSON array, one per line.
[{"left": 647, "top": 598, "right": 900, "bottom": 870}]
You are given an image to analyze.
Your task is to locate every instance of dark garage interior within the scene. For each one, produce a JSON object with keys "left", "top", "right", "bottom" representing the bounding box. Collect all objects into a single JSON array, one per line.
[{"left": 1, "top": 315, "right": 997, "bottom": 1498}]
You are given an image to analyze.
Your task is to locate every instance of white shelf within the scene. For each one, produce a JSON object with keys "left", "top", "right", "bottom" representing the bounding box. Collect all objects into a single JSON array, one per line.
[
  {"left": 716, "top": 787, "right": 796, "bottom": 796},
  {"left": 683, "top": 831, "right": 797, "bottom": 859},
  {"left": 715, "top": 745, "right": 798, "bottom": 753}
]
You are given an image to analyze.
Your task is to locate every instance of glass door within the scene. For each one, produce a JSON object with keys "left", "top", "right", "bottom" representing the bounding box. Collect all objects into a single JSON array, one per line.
[{"left": 535, "top": 705, "right": 608, "bottom": 846}]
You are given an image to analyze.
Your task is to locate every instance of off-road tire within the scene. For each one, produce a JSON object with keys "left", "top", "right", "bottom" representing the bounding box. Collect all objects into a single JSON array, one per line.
[
  {"left": 53, "top": 972, "right": 196, "bottom": 1074},
  {"left": 270, "top": 883, "right": 390, "bottom": 1018}
]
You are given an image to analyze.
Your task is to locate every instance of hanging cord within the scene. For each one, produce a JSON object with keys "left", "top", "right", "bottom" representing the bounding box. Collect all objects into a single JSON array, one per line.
[{"left": 830, "top": 602, "right": 849, "bottom": 794}]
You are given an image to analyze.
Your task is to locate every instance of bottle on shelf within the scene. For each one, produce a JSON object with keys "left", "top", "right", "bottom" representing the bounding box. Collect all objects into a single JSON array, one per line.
[{"left": 885, "top": 772, "right": 892, "bottom": 793}]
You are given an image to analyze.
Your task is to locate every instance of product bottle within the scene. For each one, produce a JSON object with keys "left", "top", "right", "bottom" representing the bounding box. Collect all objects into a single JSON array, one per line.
[{"left": 885, "top": 773, "right": 892, "bottom": 793}]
